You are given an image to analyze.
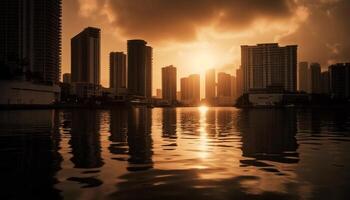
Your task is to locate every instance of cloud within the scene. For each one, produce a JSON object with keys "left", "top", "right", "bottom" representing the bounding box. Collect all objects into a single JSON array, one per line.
[
  {"left": 280, "top": 0, "right": 350, "bottom": 67},
  {"left": 74, "top": 0, "right": 350, "bottom": 67},
  {"left": 96, "top": 0, "right": 299, "bottom": 42}
]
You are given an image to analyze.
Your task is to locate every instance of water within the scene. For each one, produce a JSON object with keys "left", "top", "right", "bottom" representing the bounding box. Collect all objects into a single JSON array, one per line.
[{"left": 0, "top": 107, "right": 350, "bottom": 200}]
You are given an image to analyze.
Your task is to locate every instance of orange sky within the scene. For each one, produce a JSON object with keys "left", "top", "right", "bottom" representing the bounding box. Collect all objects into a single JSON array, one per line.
[{"left": 62, "top": 0, "right": 350, "bottom": 96}]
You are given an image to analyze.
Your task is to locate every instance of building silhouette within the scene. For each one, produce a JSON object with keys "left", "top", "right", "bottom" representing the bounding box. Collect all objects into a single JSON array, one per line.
[
  {"left": 241, "top": 43, "right": 297, "bottom": 93},
  {"left": 231, "top": 75, "right": 237, "bottom": 99},
  {"left": 110, "top": 52, "right": 127, "bottom": 96},
  {"left": 63, "top": 73, "right": 71, "bottom": 84},
  {"left": 320, "top": 71, "right": 330, "bottom": 95},
  {"left": 127, "top": 40, "right": 152, "bottom": 100},
  {"left": 308, "top": 63, "right": 321, "bottom": 94},
  {"left": 298, "top": 62, "right": 308, "bottom": 92},
  {"left": 329, "top": 63, "right": 350, "bottom": 99},
  {"left": 217, "top": 72, "right": 232, "bottom": 97},
  {"left": 71, "top": 27, "right": 101, "bottom": 98},
  {"left": 162, "top": 65, "right": 177, "bottom": 104},
  {"left": 205, "top": 69, "right": 216, "bottom": 104},
  {"left": 156, "top": 89, "right": 162, "bottom": 99},
  {"left": 180, "top": 74, "right": 200, "bottom": 105},
  {"left": 0, "top": 0, "right": 62, "bottom": 83},
  {"left": 146, "top": 46, "right": 153, "bottom": 100},
  {"left": 236, "top": 67, "right": 243, "bottom": 97}
]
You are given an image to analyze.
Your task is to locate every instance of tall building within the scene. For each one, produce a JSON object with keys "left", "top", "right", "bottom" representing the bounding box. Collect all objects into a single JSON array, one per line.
[
  {"left": 71, "top": 27, "right": 101, "bottom": 97},
  {"left": 308, "top": 63, "right": 321, "bottom": 94},
  {"left": 63, "top": 73, "right": 71, "bottom": 84},
  {"left": 0, "top": 0, "right": 62, "bottom": 83},
  {"left": 329, "top": 63, "right": 350, "bottom": 99},
  {"left": 162, "top": 65, "right": 177, "bottom": 104},
  {"left": 205, "top": 69, "right": 216, "bottom": 103},
  {"left": 127, "top": 40, "right": 152, "bottom": 100},
  {"left": 156, "top": 89, "right": 162, "bottom": 99},
  {"left": 231, "top": 75, "right": 237, "bottom": 99},
  {"left": 217, "top": 72, "right": 232, "bottom": 97},
  {"left": 236, "top": 67, "right": 243, "bottom": 97},
  {"left": 299, "top": 62, "right": 308, "bottom": 92},
  {"left": 241, "top": 43, "right": 297, "bottom": 93},
  {"left": 320, "top": 71, "right": 330, "bottom": 95},
  {"left": 180, "top": 74, "right": 200, "bottom": 105},
  {"left": 110, "top": 52, "right": 126, "bottom": 95},
  {"left": 145, "top": 46, "right": 153, "bottom": 100}
]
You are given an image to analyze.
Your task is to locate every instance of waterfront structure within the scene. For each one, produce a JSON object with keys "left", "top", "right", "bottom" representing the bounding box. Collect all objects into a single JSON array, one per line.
[
  {"left": 63, "top": 73, "right": 71, "bottom": 84},
  {"left": 241, "top": 43, "right": 297, "bottom": 93},
  {"left": 0, "top": 0, "right": 62, "bottom": 84},
  {"left": 127, "top": 40, "right": 152, "bottom": 100},
  {"left": 205, "top": 69, "right": 216, "bottom": 103},
  {"left": 299, "top": 62, "right": 308, "bottom": 92},
  {"left": 180, "top": 74, "right": 200, "bottom": 105},
  {"left": 308, "top": 63, "right": 321, "bottom": 94},
  {"left": 162, "top": 65, "right": 177, "bottom": 104},
  {"left": 329, "top": 63, "right": 350, "bottom": 99},
  {"left": 71, "top": 27, "right": 101, "bottom": 98},
  {"left": 0, "top": 81, "right": 60, "bottom": 105},
  {"left": 110, "top": 52, "right": 127, "bottom": 96}
]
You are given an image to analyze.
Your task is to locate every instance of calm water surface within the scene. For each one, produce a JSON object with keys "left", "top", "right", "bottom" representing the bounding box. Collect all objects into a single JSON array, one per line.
[{"left": 0, "top": 107, "right": 350, "bottom": 200}]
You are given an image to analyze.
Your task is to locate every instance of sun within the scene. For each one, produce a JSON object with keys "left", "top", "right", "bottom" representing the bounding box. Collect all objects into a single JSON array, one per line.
[{"left": 198, "top": 105, "right": 209, "bottom": 113}]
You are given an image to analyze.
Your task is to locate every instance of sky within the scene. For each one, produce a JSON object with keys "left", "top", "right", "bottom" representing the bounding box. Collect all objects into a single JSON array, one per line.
[{"left": 62, "top": 0, "right": 350, "bottom": 95}]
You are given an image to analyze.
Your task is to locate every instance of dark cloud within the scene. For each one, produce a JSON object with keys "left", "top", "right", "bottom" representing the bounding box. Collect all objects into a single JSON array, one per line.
[
  {"left": 73, "top": 0, "right": 350, "bottom": 67},
  {"left": 107, "top": 0, "right": 297, "bottom": 42},
  {"left": 281, "top": 0, "right": 350, "bottom": 67}
]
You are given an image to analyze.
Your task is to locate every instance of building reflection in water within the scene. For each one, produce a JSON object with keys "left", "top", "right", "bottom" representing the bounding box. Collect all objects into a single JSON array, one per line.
[
  {"left": 161, "top": 108, "right": 177, "bottom": 151},
  {"left": 179, "top": 108, "right": 200, "bottom": 137},
  {"left": 127, "top": 107, "right": 153, "bottom": 171},
  {"left": 237, "top": 109, "right": 299, "bottom": 171},
  {"left": 69, "top": 109, "right": 104, "bottom": 169},
  {"left": 109, "top": 108, "right": 129, "bottom": 161},
  {"left": 0, "top": 110, "right": 62, "bottom": 199}
]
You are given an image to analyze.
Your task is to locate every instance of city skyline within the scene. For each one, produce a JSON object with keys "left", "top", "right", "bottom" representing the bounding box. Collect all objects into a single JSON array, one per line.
[
  {"left": 1, "top": 1, "right": 350, "bottom": 199},
  {"left": 61, "top": 0, "right": 350, "bottom": 95}
]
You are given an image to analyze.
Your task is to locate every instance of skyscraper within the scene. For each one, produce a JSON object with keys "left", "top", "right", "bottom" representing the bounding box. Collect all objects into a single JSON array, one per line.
[
  {"left": 308, "top": 63, "right": 321, "bottom": 94},
  {"left": 205, "top": 69, "right": 216, "bottom": 103},
  {"left": 71, "top": 27, "right": 101, "bottom": 97},
  {"left": 329, "top": 63, "right": 350, "bottom": 99},
  {"left": 127, "top": 40, "right": 152, "bottom": 100},
  {"left": 241, "top": 43, "right": 297, "bottom": 93},
  {"left": 320, "top": 71, "right": 330, "bottom": 95},
  {"left": 146, "top": 46, "right": 153, "bottom": 100},
  {"left": 110, "top": 52, "right": 126, "bottom": 95},
  {"left": 156, "top": 89, "right": 162, "bottom": 99},
  {"left": 180, "top": 74, "right": 200, "bottom": 105},
  {"left": 299, "top": 62, "right": 308, "bottom": 92},
  {"left": 231, "top": 75, "right": 237, "bottom": 99},
  {"left": 0, "top": 0, "right": 62, "bottom": 83},
  {"left": 236, "top": 67, "right": 243, "bottom": 97},
  {"left": 217, "top": 72, "right": 232, "bottom": 97},
  {"left": 63, "top": 73, "right": 71, "bottom": 84},
  {"left": 162, "top": 65, "right": 177, "bottom": 104}
]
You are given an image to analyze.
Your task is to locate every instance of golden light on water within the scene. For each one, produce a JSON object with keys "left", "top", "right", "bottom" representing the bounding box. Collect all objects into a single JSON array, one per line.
[
  {"left": 198, "top": 105, "right": 209, "bottom": 113},
  {"left": 198, "top": 105, "right": 209, "bottom": 159}
]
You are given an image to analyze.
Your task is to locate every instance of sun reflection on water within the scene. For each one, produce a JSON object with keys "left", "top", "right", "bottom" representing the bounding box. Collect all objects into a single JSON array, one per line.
[{"left": 198, "top": 106, "right": 209, "bottom": 159}]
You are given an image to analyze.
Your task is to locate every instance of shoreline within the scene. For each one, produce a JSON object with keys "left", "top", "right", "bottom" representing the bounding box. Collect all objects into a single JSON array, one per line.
[{"left": 0, "top": 103, "right": 350, "bottom": 110}]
